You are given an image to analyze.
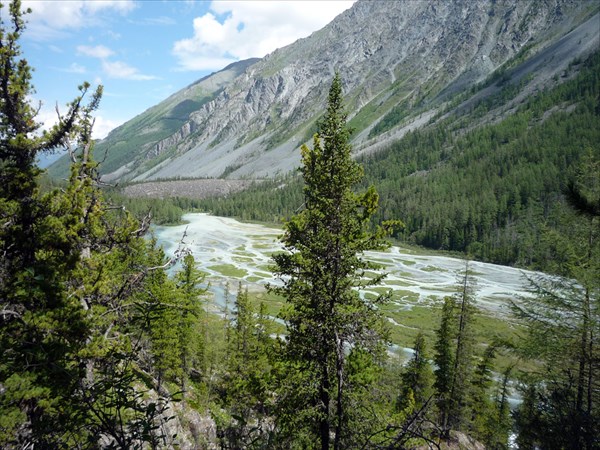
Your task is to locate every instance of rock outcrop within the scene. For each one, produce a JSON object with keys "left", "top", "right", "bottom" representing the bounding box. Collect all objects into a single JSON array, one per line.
[{"left": 66, "top": 0, "right": 598, "bottom": 183}]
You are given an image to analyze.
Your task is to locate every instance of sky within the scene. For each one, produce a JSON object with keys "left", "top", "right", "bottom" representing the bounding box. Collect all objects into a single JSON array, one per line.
[{"left": 18, "top": 0, "right": 356, "bottom": 139}]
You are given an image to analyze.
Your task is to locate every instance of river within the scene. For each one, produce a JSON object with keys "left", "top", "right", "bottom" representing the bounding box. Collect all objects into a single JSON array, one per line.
[{"left": 153, "top": 213, "right": 539, "bottom": 318}]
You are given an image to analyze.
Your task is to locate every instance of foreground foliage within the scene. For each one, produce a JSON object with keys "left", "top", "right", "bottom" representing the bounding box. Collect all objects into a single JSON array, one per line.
[
  {"left": 2, "top": 1, "right": 597, "bottom": 447},
  {"left": 512, "top": 156, "right": 600, "bottom": 450},
  {"left": 0, "top": 2, "right": 198, "bottom": 446},
  {"left": 269, "top": 74, "right": 398, "bottom": 449}
]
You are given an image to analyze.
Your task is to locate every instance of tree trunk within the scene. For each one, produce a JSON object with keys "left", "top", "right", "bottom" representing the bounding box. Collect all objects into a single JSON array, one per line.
[
  {"left": 320, "top": 364, "right": 330, "bottom": 450},
  {"left": 334, "top": 335, "right": 344, "bottom": 450}
]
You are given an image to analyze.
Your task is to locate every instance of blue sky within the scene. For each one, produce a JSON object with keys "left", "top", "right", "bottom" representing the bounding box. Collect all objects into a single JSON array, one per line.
[{"left": 19, "top": 0, "right": 355, "bottom": 139}]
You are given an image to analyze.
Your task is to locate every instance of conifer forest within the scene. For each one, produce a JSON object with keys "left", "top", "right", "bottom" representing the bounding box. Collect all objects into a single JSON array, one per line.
[{"left": 1, "top": 1, "right": 598, "bottom": 449}]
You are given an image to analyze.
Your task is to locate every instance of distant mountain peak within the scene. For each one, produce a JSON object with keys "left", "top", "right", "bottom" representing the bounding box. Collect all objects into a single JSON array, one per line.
[{"left": 48, "top": 0, "right": 599, "bottom": 184}]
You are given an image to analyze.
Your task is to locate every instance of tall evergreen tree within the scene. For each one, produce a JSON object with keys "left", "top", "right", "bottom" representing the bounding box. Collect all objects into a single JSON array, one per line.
[
  {"left": 512, "top": 154, "right": 599, "bottom": 450},
  {"left": 216, "top": 283, "right": 275, "bottom": 449},
  {"left": 0, "top": 1, "right": 100, "bottom": 443},
  {"left": 270, "top": 74, "right": 397, "bottom": 449},
  {"left": 0, "top": 2, "right": 175, "bottom": 445},
  {"left": 433, "top": 262, "right": 477, "bottom": 438},
  {"left": 466, "top": 345, "right": 512, "bottom": 448},
  {"left": 175, "top": 253, "right": 206, "bottom": 396},
  {"left": 433, "top": 296, "right": 456, "bottom": 437},
  {"left": 448, "top": 261, "right": 476, "bottom": 431},
  {"left": 398, "top": 332, "right": 434, "bottom": 413}
]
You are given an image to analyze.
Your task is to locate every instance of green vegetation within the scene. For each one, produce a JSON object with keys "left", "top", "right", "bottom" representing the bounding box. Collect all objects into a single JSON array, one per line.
[
  {"left": 348, "top": 74, "right": 416, "bottom": 137},
  {"left": 48, "top": 84, "right": 222, "bottom": 180},
  {"left": 511, "top": 157, "right": 599, "bottom": 449},
  {"left": 269, "top": 75, "right": 397, "bottom": 448},
  {"left": 105, "top": 190, "right": 205, "bottom": 225},
  {"left": 2, "top": 2, "right": 598, "bottom": 447},
  {"left": 194, "top": 51, "right": 600, "bottom": 274},
  {"left": 0, "top": 3, "right": 194, "bottom": 445},
  {"left": 208, "top": 263, "right": 248, "bottom": 278}
]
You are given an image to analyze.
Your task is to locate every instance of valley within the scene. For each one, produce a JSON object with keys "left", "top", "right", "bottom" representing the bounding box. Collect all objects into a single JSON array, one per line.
[
  {"left": 4, "top": 0, "right": 597, "bottom": 446},
  {"left": 154, "top": 213, "right": 535, "bottom": 351}
]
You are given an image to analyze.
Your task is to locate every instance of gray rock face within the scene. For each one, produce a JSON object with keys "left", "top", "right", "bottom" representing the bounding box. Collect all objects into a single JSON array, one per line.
[{"left": 97, "top": 0, "right": 598, "bottom": 182}]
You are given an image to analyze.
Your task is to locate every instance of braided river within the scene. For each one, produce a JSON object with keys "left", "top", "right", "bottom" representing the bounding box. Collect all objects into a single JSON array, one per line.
[{"left": 154, "top": 213, "right": 540, "bottom": 318}]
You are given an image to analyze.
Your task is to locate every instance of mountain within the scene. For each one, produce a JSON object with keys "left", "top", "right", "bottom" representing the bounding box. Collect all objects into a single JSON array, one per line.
[{"left": 49, "top": 0, "right": 599, "bottom": 184}]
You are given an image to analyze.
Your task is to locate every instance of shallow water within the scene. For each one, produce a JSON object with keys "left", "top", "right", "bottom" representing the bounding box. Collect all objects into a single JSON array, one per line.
[
  {"left": 155, "top": 213, "right": 532, "bottom": 406},
  {"left": 154, "top": 213, "right": 539, "bottom": 318}
]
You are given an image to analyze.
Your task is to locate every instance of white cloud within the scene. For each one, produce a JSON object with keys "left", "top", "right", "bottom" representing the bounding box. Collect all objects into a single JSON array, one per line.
[
  {"left": 104, "top": 30, "right": 122, "bottom": 40},
  {"left": 92, "top": 115, "right": 124, "bottom": 140},
  {"left": 23, "top": 0, "right": 136, "bottom": 40},
  {"left": 34, "top": 102, "right": 60, "bottom": 134},
  {"left": 64, "top": 63, "right": 87, "bottom": 74},
  {"left": 84, "top": 1, "right": 136, "bottom": 15},
  {"left": 76, "top": 45, "right": 156, "bottom": 81},
  {"left": 77, "top": 45, "right": 115, "bottom": 59},
  {"left": 34, "top": 101, "right": 122, "bottom": 141},
  {"left": 132, "top": 16, "right": 177, "bottom": 26},
  {"left": 102, "top": 60, "right": 158, "bottom": 81},
  {"left": 173, "top": 0, "right": 356, "bottom": 71}
]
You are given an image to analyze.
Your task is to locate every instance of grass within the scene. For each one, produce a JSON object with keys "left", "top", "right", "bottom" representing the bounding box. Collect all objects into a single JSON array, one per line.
[
  {"left": 369, "top": 258, "right": 395, "bottom": 267},
  {"left": 232, "top": 256, "right": 254, "bottom": 263},
  {"left": 198, "top": 278, "right": 531, "bottom": 375},
  {"left": 252, "top": 243, "right": 273, "bottom": 249},
  {"left": 399, "top": 259, "right": 417, "bottom": 266},
  {"left": 255, "top": 271, "right": 272, "bottom": 278},
  {"left": 362, "top": 270, "right": 384, "bottom": 279},
  {"left": 248, "top": 290, "right": 286, "bottom": 316},
  {"left": 233, "top": 247, "right": 255, "bottom": 257},
  {"left": 382, "top": 303, "right": 529, "bottom": 371},
  {"left": 385, "top": 279, "right": 415, "bottom": 287},
  {"left": 421, "top": 265, "right": 448, "bottom": 273},
  {"left": 420, "top": 285, "right": 457, "bottom": 293},
  {"left": 246, "top": 276, "right": 264, "bottom": 283},
  {"left": 208, "top": 264, "right": 248, "bottom": 278},
  {"left": 389, "top": 289, "right": 420, "bottom": 302}
]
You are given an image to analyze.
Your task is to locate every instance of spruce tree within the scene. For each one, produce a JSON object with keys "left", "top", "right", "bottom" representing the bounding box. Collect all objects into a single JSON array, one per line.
[
  {"left": 0, "top": 1, "right": 101, "bottom": 443},
  {"left": 448, "top": 261, "right": 476, "bottom": 431},
  {"left": 398, "top": 332, "right": 434, "bottom": 413},
  {"left": 433, "top": 262, "right": 477, "bottom": 439},
  {"left": 433, "top": 296, "right": 456, "bottom": 437},
  {"left": 271, "top": 74, "right": 396, "bottom": 449},
  {"left": 512, "top": 154, "right": 599, "bottom": 449},
  {"left": 217, "top": 283, "right": 274, "bottom": 449},
  {"left": 175, "top": 253, "right": 206, "bottom": 396},
  {"left": 0, "top": 2, "right": 175, "bottom": 445}
]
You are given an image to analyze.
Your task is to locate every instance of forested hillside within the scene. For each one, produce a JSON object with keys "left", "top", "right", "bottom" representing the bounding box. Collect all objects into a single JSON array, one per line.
[
  {"left": 2, "top": 1, "right": 598, "bottom": 449},
  {"left": 196, "top": 51, "right": 600, "bottom": 270},
  {"left": 46, "top": 0, "right": 598, "bottom": 182}
]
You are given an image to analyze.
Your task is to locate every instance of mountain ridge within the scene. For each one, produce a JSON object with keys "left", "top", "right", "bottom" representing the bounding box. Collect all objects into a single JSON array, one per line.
[{"left": 48, "top": 0, "right": 599, "bottom": 184}]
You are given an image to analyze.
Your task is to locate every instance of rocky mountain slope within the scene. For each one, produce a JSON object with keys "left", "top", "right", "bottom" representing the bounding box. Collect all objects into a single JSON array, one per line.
[{"left": 49, "top": 0, "right": 599, "bottom": 183}]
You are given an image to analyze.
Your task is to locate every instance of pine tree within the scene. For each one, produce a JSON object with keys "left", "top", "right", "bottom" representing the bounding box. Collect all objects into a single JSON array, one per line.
[
  {"left": 448, "top": 261, "right": 476, "bottom": 431},
  {"left": 0, "top": 1, "right": 101, "bottom": 443},
  {"left": 398, "top": 332, "right": 434, "bottom": 413},
  {"left": 0, "top": 2, "right": 175, "bottom": 445},
  {"left": 270, "top": 74, "right": 397, "bottom": 449},
  {"left": 146, "top": 246, "right": 182, "bottom": 389},
  {"left": 512, "top": 154, "right": 599, "bottom": 449},
  {"left": 467, "top": 345, "right": 512, "bottom": 448},
  {"left": 175, "top": 253, "right": 206, "bottom": 396},
  {"left": 433, "top": 261, "right": 477, "bottom": 439},
  {"left": 217, "top": 283, "right": 274, "bottom": 449},
  {"left": 433, "top": 296, "right": 456, "bottom": 437}
]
